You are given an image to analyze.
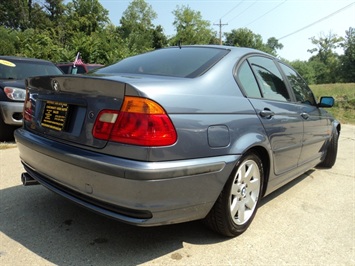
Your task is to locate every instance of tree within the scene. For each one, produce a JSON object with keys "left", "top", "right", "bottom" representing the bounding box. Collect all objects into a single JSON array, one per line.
[
  {"left": 16, "top": 28, "right": 63, "bottom": 61},
  {"left": 265, "top": 37, "right": 284, "bottom": 56},
  {"left": 0, "top": 0, "right": 31, "bottom": 30},
  {"left": 170, "top": 5, "right": 216, "bottom": 45},
  {"left": 225, "top": 28, "right": 264, "bottom": 49},
  {"left": 289, "top": 60, "right": 316, "bottom": 84},
  {"left": 308, "top": 32, "right": 343, "bottom": 63},
  {"left": 0, "top": 26, "right": 19, "bottom": 55},
  {"left": 44, "top": 0, "right": 66, "bottom": 23},
  {"left": 308, "top": 32, "right": 343, "bottom": 83},
  {"left": 224, "top": 28, "right": 282, "bottom": 56},
  {"left": 118, "top": 0, "right": 160, "bottom": 53},
  {"left": 340, "top": 27, "right": 355, "bottom": 82},
  {"left": 152, "top": 25, "right": 168, "bottom": 49},
  {"left": 119, "top": 0, "right": 156, "bottom": 38},
  {"left": 66, "top": 0, "right": 109, "bottom": 36}
]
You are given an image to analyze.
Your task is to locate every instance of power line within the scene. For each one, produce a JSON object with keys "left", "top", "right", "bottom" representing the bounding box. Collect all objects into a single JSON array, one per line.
[
  {"left": 244, "top": 0, "right": 287, "bottom": 27},
  {"left": 226, "top": 0, "right": 258, "bottom": 24},
  {"left": 278, "top": 2, "right": 355, "bottom": 40},
  {"left": 220, "top": 0, "right": 246, "bottom": 20}
]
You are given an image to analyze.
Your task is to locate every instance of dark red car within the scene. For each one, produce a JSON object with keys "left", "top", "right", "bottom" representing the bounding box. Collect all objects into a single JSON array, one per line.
[{"left": 56, "top": 62, "right": 103, "bottom": 74}]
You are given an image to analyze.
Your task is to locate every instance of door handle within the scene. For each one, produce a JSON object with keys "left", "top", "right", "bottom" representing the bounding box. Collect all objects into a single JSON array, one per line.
[
  {"left": 301, "top": 113, "right": 309, "bottom": 120},
  {"left": 259, "top": 109, "right": 275, "bottom": 118}
]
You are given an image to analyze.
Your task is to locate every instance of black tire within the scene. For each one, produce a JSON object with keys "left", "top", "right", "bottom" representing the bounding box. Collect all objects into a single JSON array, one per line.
[
  {"left": 318, "top": 130, "right": 339, "bottom": 168},
  {"left": 204, "top": 152, "right": 264, "bottom": 237},
  {"left": 0, "top": 115, "right": 16, "bottom": 141}
]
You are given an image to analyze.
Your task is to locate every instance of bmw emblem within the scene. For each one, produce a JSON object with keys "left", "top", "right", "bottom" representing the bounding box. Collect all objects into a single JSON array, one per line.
[{"left": 52, "top": 79, "right": 59, "bottom": 92}]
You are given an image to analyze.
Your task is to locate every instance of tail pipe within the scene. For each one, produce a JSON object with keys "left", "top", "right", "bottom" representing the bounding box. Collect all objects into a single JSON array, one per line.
[{"left": 21, "top": 172, "right": 39, "bottom": 186}]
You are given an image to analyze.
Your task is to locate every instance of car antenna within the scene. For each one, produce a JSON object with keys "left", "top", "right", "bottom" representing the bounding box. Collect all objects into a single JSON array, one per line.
[{"left": 178, "top": 40, "right": 182, "bottom": 49}]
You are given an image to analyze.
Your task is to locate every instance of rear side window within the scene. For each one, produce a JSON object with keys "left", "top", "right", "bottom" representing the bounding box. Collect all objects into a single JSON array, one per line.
[
  {"left": 248, "top": 57, "right": 290, "bottom": 102},
  {"left": 95, "top": 47, "right": 229, "bottom": 78},
  {"left": 279, "top": 63, "right": 316, "bottom": 106},
  {"left": 237, "top": 61, "right": 262, "bottom": 98}
]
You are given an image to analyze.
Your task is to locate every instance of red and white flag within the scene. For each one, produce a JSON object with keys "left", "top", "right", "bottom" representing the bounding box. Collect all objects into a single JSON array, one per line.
[{"left": 73, "top": 52, "right": 84, "bottom": 67}]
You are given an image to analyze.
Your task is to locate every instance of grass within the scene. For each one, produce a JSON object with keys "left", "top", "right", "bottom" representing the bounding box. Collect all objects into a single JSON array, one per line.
[{"left": 310, "top": 83, "right": 355, "bottom": 125}]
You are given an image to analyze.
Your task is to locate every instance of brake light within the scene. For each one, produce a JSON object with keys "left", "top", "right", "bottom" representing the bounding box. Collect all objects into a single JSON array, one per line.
[
  {"left": 23, "top": 89, "right": 33, "bottom": 122},
  {"left": 93, "top": 96, "right": 177, "bottom": 146}
]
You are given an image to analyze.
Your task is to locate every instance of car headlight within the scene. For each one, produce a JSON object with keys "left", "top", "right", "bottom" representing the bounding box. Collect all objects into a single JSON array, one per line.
[{"left": 4, "top": 87, "right": 26, "bottom": 101}]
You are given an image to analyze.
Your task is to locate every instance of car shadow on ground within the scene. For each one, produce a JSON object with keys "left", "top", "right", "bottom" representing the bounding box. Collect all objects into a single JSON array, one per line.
[
  {"left": 259, "top": 169, "right": 314, "bottom": 207},
  {"left": 1, "top": 184, "right": 225, "bottom": 265},
  {"left": 0, "top": 170, "right": 313, "bottom": 265}
]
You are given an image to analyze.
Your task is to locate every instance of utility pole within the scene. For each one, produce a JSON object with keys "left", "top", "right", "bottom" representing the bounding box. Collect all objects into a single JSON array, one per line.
[{"left": 214, "top": 19, "right": 228, "bottom": 45}]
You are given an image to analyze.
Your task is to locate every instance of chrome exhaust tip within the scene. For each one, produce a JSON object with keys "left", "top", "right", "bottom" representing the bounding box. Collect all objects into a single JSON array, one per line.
[{"left": 21, "top": 172, "right": 39, "bottom": 186}]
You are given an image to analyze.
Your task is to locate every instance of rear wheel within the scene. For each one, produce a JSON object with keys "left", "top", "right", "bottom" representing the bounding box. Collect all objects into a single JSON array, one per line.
[
  {"left": 318, "top": 130, "right": 339, "bottom": 168},
  {"left": 204, "top": 152, "right": 263, "bottom": 237}
]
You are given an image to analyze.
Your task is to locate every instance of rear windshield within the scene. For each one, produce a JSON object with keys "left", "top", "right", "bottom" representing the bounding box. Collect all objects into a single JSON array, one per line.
[
  {"left": 0, "top": 59, "right": 62, "bottom": 80},
  {"left": 95, "top": 47, "right": 229, "bottom": 78}
]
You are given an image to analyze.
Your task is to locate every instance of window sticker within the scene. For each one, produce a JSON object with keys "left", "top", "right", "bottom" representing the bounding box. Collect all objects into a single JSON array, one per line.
[{"left": 0, "top": 59, "right": 16, "bottom": 67}]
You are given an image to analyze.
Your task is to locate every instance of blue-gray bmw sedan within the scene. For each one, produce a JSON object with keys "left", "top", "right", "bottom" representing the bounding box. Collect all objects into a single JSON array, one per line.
[{"left": 15, "top": 45, "right": 340, "bottom": 237}]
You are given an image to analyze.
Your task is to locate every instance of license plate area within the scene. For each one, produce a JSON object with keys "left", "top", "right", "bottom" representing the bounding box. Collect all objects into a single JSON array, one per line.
[{"left": 41, "top": 101, "right": 69, "bottom": 131}]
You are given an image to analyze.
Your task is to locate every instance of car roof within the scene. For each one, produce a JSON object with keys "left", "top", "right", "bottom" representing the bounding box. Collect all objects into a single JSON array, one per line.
[
  {"left": 56, "top": 62, "right": 103, "bottom": 66},
  {"left": 0, "top": 55, "right": 54, "bottom": 64}
]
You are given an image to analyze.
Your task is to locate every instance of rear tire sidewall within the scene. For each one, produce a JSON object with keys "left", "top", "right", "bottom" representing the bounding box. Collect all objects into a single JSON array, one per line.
[{"left": 218, "top": 152, "right": 264, "bottom": 236}]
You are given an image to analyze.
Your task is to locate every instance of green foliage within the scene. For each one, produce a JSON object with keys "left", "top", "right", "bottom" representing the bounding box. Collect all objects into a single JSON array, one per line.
[
  {"left": 265, "top": 37, "right": 284, "bottom": 56},
  {"left": 170, "top": 5, "right": 216, "bottom": 45},
  {"left": 308, "top": 32, "right": 344, "bottom": 63},
  {"left": 340, "top": 27, "right": 355, "bottom": 82},
  {"left": 224, "top": 28, "right": 283, "bottom": 56},
  {"left": 225, "top": 28, "right": 264, "bottom": 48},
  {"left": 118, "top": 0, "right": 160, "bottom": 53},
  {"left": 16, "top": 28, "right": 64, "bottom": 61},
  {"left": 66, "top": 0, "right": 109, "bottom": 35},
  {"left": 0, "top": 0, "right": 353, "bottom": 84},
  {"left": 311, "top": 83, "right": 355, "bottom": 124},
  {"left": 289, "top": 60, "right": 316, "bottom": 84},
  {"left": 0, "top": 0, "right": 30, "bottom": 30},
  {"left": 308, "top": 31, "right": 355, "bottom": 84},
  {"left": 0, "top": 27, "right": 18, "bottom": 55}
]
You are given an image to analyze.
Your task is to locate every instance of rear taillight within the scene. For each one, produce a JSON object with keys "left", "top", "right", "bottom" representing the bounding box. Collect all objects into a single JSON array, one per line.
[
  {"left": 23, "top": 89, "right": 33, "bottom": 122},
  {"left": 93, "top": 96, "right": 177, "bottom": 146}
]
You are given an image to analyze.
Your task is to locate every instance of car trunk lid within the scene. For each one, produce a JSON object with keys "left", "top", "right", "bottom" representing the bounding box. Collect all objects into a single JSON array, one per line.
[{"left": 24, "top": 75, "right": 126, "bottom": 149}]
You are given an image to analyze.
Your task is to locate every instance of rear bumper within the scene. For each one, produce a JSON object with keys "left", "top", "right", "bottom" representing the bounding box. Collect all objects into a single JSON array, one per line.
[
  {"left": 15, "top": 128, "right": 239, "bottom": 226},
  {"left": 0, "top": 101, "right": 23, "bottom": 125}
]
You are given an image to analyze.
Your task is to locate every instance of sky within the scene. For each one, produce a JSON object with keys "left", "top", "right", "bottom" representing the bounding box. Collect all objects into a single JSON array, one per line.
[{"left": 98, "top": 0, "right": 355, "bottom": 61}]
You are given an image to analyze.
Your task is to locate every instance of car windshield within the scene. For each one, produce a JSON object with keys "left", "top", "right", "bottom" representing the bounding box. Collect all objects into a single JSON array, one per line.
[
  {"left": 95, "top": 47, "right": 229, "bottom": 78},
  {"left": 0, "top": 59, "right": 62, "bottom": 80}
]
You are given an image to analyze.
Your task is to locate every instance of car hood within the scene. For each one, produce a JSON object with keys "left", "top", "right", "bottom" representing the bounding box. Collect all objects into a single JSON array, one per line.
[{"left": 0, "top": 79, "right": 25, "bottom": 89}]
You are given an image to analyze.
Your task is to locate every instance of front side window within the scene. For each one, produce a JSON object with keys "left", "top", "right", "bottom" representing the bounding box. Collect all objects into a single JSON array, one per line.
[
  {"left": 280, "top": 63, "right": 316, "bottom": 105},
  {"left": 248, "top": 57, "right": 290, "bottom": 102}
]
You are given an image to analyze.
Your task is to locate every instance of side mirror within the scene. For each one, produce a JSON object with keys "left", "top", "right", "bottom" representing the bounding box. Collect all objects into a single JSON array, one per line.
[{"left": 318, "top": 96, "right": 334, "bottom": 108}]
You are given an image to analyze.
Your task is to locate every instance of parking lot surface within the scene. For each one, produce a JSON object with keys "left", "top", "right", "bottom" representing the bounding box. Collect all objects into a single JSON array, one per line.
[{"left": 1, "top": 125, "right": 354, "bottom": 265}]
